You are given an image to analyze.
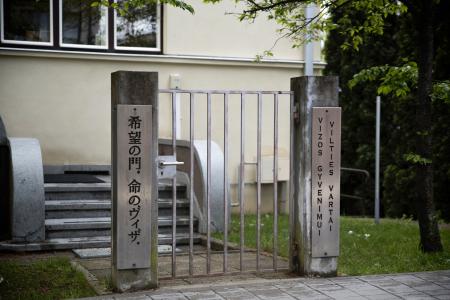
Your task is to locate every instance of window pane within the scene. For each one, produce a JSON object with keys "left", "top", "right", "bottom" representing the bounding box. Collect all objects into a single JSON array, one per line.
[
  {"left": 62, "top": 0, "right": 107, "bottom": 46},
  {"left": 3, "top": 0, "right": 51, "bottom": 43},
  {"left": 115, "top": 1, "right": 158, "bottom": 49}
]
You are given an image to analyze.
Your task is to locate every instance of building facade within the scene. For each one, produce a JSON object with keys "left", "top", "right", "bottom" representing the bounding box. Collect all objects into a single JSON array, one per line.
[{"left": 0, "top": 0, "right": 325, "bottom": 212}]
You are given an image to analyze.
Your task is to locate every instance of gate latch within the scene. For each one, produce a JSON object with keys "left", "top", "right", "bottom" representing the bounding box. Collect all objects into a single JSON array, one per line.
[{"left": 158, "top": 155, "right": 184, "bottom": 179}]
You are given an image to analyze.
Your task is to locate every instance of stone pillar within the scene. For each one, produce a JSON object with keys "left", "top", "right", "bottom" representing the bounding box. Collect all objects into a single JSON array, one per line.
[
  {"left": 289, "top": 76, "right": 341, "bottom": 276},
  {"left": 111, "top": 71, "right": 159, "bottom": 291}
]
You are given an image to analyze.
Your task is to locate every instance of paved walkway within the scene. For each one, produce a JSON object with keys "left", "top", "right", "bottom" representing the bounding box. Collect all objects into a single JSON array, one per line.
[{"left": 80, "top": 270, "right": 450, "bottom": 300}]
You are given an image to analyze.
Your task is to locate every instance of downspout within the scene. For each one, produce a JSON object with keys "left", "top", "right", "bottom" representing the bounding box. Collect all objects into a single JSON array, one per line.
[{"left": 304, "top": 3, "right": 315, "bottom": 76}]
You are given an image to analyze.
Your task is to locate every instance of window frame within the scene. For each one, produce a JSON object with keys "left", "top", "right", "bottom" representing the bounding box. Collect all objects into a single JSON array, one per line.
[
  {"left": 113, "top": 0, "right": 161, "bottom": 52},
  {"left": 0, "top": 0, "right": 54, "bottom": 46}
]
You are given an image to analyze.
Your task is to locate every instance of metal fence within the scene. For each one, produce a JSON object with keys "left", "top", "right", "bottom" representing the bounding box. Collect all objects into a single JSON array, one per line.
[{"left": 158, "top": 89, "right": 293, "bottom": 278}]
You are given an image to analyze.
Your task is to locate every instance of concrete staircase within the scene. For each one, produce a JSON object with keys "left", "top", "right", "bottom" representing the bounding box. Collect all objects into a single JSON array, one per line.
[{"left": 0, "top": 176, "right": 201, "bottom": 251}]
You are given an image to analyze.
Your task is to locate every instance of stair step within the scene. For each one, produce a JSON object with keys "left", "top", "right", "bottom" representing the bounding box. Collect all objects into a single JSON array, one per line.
[
  {"left": 44, "top": 183, "right": 111, "bottom": 192},
  {"left": 0, "top": 234, "right": 202, "bottom": 251},
  {"left": 157, "top": 198, "right": 190, "bottom": 208},
  {"left": 45, "top": 200, "right": 111, "bottom": 210},
  {"left": 45, "top": 216, "right": 196, "bottom": 231},
  {"left": 45, "top": 198, "right": 190, "bottom": 210},
  {"left": 44, "top": 182, "right": 188, "bottom": 192},
  {"left": 44, "top": 182, "right": 188, "bottom": 200}
]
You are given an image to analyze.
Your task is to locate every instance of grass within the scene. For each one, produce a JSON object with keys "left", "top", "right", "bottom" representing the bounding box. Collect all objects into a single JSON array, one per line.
[
  {"left": 213, "top": 214, "right": 450, "bottom": 275},
  {"left": 0, "top": 257, "right": 96, "bottom": 300}
]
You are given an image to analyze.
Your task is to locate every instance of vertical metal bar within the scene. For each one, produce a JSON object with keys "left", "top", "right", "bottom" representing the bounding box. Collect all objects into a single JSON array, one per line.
[
  {"left": 256, "top": 93, "right": 262, "bottom": 272},
  {"left": 273, "top": 93, "right": 279, "bottom": 271},
  {"left": 375, "top": 96, "right": 381, "bottom": 224},
  {"left": 288, "top": 93, "right": 295, "bottom": 266},
  {"left": 223, "top": 93, "right": 229, "bottom": 273},
  {"left": 239, "top": 93, "right": 245, "bottom": 272},
  {"left": 206, "top": 92, "right": 212, "bottom": 274},
  {"left": 189, "top": 93, "right": 194, "bottom": 276},
  {"left": 171, "top": 92, "right": 177, "bottom": 278}
]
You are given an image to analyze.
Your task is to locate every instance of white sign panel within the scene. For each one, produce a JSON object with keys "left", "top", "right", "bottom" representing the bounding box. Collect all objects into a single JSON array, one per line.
[
  {"left": 116, "top": 105, "right": 152, "bottom": 269},
  {"left": 311, "top": 107, "right": 341, "bottom": 258}
]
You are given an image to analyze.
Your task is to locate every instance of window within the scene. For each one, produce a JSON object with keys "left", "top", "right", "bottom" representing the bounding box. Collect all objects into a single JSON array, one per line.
[
  {"left": 60, "top": 0, "right": 108, "bottom": 49},
  {"left": 1, "top": 0, "right": 53, "bottom": 45},
  {"left": 114, "top": 0, "right": 160, "bottom": 51},
  {"left": 0, "top": 0, "right": 161, "bottom": 53}
]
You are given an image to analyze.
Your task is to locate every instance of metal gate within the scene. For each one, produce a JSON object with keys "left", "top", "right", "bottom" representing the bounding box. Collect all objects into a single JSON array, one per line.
[{"left": 157, "top": 89, "right": 293, "bottom": 278}]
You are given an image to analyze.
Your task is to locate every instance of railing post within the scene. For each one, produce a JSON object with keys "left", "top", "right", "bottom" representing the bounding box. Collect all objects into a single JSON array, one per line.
[
  {"left": 290, "top": 76, "right": 341, "bottom": 276},
  {"left": 111, "top": 71, "right": 159, "bottom": 291}
]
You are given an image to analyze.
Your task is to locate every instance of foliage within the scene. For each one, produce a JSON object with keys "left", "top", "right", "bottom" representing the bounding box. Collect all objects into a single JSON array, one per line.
[
  {"left": 213, "top": 214, "right": 450, "bottom": 275},
  {"left": 92, "top": 0, "right": 194, "bottom": 15},
  {"left": 349, "top": 61, "right": 450, "bottom": 103},
  {"left": 0, "top": 257, "right": 96, "bottom": 300},
  {"left": 324, "top": 1, "right": 450, "bottom": 223}
]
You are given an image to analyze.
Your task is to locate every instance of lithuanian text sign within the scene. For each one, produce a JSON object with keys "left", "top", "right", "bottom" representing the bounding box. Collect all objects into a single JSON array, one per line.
[
  {"left": 116, "top": 105, "right": 152, "bottom": 269},
  {"left": 311, "top": 107, "right": 341, "bottom": 258}
]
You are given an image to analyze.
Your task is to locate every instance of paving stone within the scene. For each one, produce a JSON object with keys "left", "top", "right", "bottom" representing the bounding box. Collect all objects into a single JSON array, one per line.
[
  {"left": 365, "top": 294, "right": 402, "bottom": 300},
  {"left": 320, "top": 289, "right": 361, "bottom": 299},
  {"left": 150, "top": 293, "right": 188, "bottom": 300},
  {"left": 396, "top": 292, "right": 435, "bottom": 300},
  {"left": 285, "top": 289, "right": 332, "bottom": 299},
  {"left": 423, "top": 289, "right": 450, "bottom": 296},
  {"left": 114, "top": 295, "right": 151, "bottom": 300},
  {"left": 383, "top": 284, "right": 418, "bottom": 294},
  {"left": 353, "top": 287, "right": 391, "bottom": 296},
  {"left": 413, "top": 283, "right": 446, "bottom": 292},
  {"left": 306, "top": 283, "right": 345, "bottom": 291},
  {"left": 182, "top": 290, "right": 224, "bottom": 300}
]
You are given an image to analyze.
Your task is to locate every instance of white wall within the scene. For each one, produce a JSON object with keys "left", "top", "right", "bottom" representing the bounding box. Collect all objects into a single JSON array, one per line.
[
  {"left": 164, "top": 0, "right": 303, "bottom": 60},
  {"left": 0, "top": 53, "right": 308, "bottom": 170}
]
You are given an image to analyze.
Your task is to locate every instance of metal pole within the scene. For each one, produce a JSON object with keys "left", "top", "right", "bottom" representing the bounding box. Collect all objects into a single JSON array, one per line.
[
  {"left": 304, "top": 4, "right": 315, "bottom": 76},
  {"left": 256, "top": 93, "right": 262, "bottom": 271},
  {"left": 189, "top": 93, "right": 194, "bottom": 276},
  {"left": 375, "top": 96, "right": 381, "bottom": 224},
  {"left": 239, "top": 94, "right": 245, "bottom": 271},
  {"left": 223, "top": 93, "right": 229, "bottom": 273},
  {"left": 206, "top": 92, "right": 212, "bottom": 274},
  {"left": 171, "top": 92, "right": 178, "bottom": 277}
]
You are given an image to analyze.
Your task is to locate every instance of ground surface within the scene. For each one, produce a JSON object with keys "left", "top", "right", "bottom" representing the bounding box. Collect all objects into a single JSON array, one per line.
[
  {"left": 80, "top": 270, "right": 450, "bottom": 300},
  {"left": 0, "top": 251, "right": 95, "bottom": 300},
  {"left": 213, "top": 216, "right": 450, "bottom": 275}
]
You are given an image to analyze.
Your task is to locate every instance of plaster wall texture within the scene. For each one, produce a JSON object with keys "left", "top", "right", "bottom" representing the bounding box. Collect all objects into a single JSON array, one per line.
[
  {"left": 163, "top": 1, "right": 323, "bottom": 61},
  {"left": 0, "top": 55, "right": 307, "bottom": 183}
]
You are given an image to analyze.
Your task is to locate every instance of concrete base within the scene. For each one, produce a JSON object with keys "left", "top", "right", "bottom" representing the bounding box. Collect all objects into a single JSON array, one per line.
[{"left": 112, "top": 268, "right": 157, "bottom": 292}]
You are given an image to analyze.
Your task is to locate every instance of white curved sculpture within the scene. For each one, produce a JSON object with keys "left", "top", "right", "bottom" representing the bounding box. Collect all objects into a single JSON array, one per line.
[{"left": 8, "top": 138, "right": 45, "bottom": 242}]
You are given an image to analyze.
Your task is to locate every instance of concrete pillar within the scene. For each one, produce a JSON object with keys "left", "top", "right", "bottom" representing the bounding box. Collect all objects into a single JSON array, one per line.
[
  {"left": 111, "top": 71, "right": 159, "bottom": 291},
  {"left": 289, "top": 76, "right": 341, "bottom": 276}
]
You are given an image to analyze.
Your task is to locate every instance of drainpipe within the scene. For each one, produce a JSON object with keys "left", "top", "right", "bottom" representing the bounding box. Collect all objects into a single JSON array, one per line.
[{"left": 304, "top": 3, "right": 315, "bottom": 76}]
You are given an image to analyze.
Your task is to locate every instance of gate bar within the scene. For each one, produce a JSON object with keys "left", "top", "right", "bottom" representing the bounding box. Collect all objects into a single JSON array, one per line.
[
  {"left": 223, "top": 93, "right": 229, "bottom": 273},
  {"left": 171, "top": 92, "right": 177, "bottom": 278},
  {"left": 256, "top": 93, "right": 262, "bottom": 271},
  {"left": 273, "top": 94, "right": 279, "bottom": 270},
  {"left": 189, "top": 93, "right": 194, "bottom": 276},
  {"left": 239, "top": 94, "right": 245, "bottom": 271},
  {"left": 206, "top": 92, "right": 212, "bottom": 274}
]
